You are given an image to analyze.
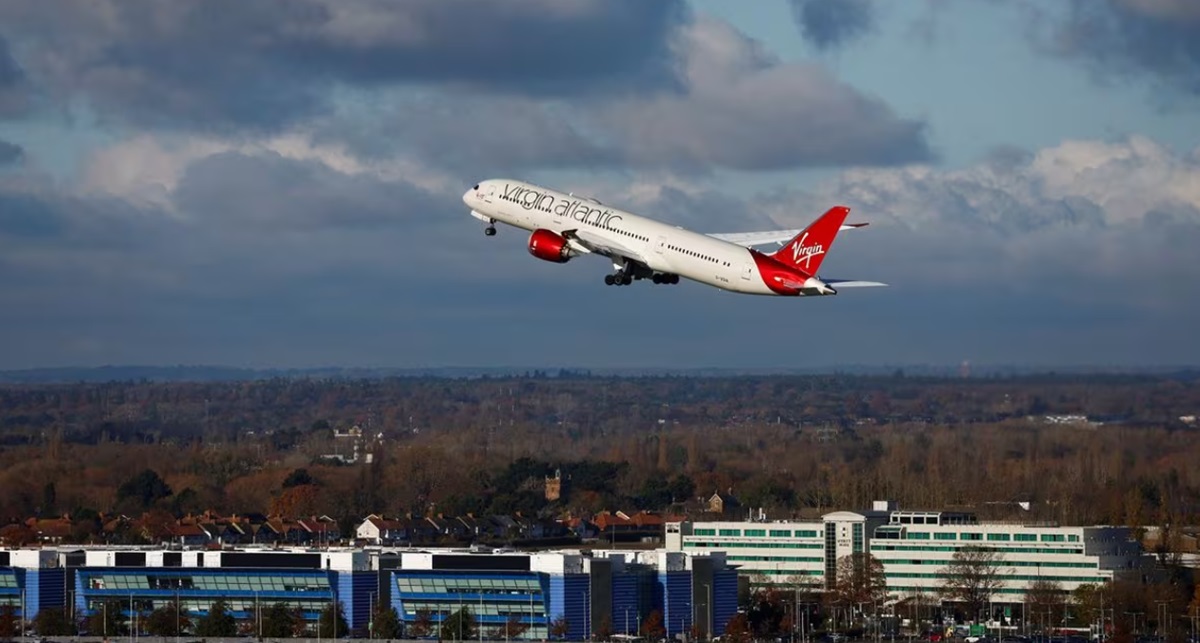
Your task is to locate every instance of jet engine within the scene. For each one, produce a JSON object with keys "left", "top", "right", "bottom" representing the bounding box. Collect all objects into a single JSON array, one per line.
[{"left": 527, "top": 229, "right": 573, "bottom": 263}]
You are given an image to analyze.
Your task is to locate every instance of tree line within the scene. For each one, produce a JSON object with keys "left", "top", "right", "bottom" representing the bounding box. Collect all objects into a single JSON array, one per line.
[{"left": 0, "top": 374, "right": 1197, "bottom": 532}]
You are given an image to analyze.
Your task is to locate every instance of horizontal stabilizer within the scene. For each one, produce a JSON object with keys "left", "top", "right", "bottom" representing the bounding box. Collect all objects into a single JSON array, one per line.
[{"left": 825, "top": 279, "right": 888, "bottom": 288}]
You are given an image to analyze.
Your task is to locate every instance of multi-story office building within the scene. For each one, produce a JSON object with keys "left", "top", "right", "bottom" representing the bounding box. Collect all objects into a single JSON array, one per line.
[
  {"left": 0, "top": 545, "right": 737, "bottom": 640},
  {"left": 666, "top": 501, "right": 1144, "bottom": 603}
]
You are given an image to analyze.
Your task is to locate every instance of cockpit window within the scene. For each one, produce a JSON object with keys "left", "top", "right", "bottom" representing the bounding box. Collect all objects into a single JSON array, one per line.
[{"left": 473, "top": 184, "right": 479, "bottom": 190}]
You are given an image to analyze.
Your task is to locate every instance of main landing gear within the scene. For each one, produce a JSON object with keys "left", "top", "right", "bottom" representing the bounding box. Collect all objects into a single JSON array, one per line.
[
  {"left": 604, "top": 271, "right": 678, "bottom": 286},
  {"left": 484, "top": 225, "right": 496, "bottom": 236}
]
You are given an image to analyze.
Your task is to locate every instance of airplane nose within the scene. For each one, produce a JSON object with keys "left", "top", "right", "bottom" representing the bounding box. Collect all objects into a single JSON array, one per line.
[{"left": 463, "top": 183, "right": 480, "bottom": 205}]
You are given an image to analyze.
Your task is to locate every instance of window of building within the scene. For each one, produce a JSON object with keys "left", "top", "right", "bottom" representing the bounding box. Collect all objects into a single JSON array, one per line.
[
  {"left": 718, "top": 529, "right": 741, "bottom": 537},
  {"left": 960, "top": 533, "right": 982, "bottom": 540},
  {"left": 1014, "top": 534, "right": 1037, "bottom": 542},
  {"left": 693, "top": 528, "right": 715, "bottom": 536},
  {"left": 934, "top": 532, "right": 956, "bottom": 540},
  {"left": 769, "top": 530, "right": 792, "bottom": 538},
  {"left": 744, "top": 529, "right": 766, "bottom": 537},
  {"left": 906, "top": 532, "right": 930, "bottom": 540},
  {"left": 987, "top": 533, "right": 1011, "bottom": 541}
]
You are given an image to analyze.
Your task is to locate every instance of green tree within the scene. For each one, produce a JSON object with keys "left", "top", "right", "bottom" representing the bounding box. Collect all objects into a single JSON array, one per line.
[
  {"left": 668, "top": 474, "right": 696, "bottom": 502},
  {"left": 116, "top": 469, "right": 173, "bottom": 510},
  {"left": 318, "top": 601, "right": 348, "bottom": 638},
  {"left": 85, "top": 600, "right": 128, "bottom": 637},
  {"left": 33, "top": 608, "right": 77, "bottom": 636},
  {"left": 283, "top": 468, "right": 315, "bottom": 488},
  {"left": 194, "top": 600, "right": 237, "bottom": 638},
  {"left": 372, "top": 602, "right": 403, "bottom": 639},
  {"left": 144, "top": 599, "right": 190, "bottom": 637},
  {"left": 441, "top": 607, "right": 476, "bottom": 641},
  {"left": 261, "top": 602, "right": 298, "bottom": 638}
]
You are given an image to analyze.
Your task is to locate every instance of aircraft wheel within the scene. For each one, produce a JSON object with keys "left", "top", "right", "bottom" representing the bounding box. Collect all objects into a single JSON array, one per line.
[
  {"left": 484, "top": 226, "right": 496, "bottom": 236},
  {"left": 620, "top": 274, "right": 633, "bottom": 286},
  {"left": 604, "top": 274, "right": 615, "bottom": 286}
]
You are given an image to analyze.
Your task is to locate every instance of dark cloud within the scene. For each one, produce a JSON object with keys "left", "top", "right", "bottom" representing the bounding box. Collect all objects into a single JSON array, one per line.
[
  {"left": 0, "top": 34, "right": 30, "bottom": 117},
  {"left": 1045, "top": 0, "right": 1200, "bottom": 95},
  {"left": 0, "top": 0, "right": 687, "bottom": 131},
  {"left": 315, "top": 18, "right": 933, "bottom": 174},
  {"left": 172, "top": 151, "right": 447, "bottom": 233},
  {"left": 2, "top": 136, "right": 1200, "bottom": 369},
  {"left": 0, "top": 140, "right": 22, "bottom": 166},
  {"left": 789, "top": 0, "right": 875, "bottom": 50},
  {"left": 317, "top": 97, "right": 618, "bottom": 175},
  {"left": 596, "top": 18, "right": 933, "bottom": 170}
]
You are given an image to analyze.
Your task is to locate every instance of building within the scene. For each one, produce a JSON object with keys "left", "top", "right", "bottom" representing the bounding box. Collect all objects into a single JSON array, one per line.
[
  {"left": 384, "top": 548, "right": 737, "bottom": 640},
  {"left": 666, "top": 501, "right": 1145, "bottom": 604},
  {"left": 1, "top": 545, "right": 738, "bottom": 640}
]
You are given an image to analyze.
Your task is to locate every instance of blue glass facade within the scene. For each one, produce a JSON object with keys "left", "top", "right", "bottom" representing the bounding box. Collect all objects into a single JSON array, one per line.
[
  {"left": 392, "top": 571, "right": 550, "bottom": 639},
  {"left": 74, "top": 568, "right": 336, "bottom": 623},
  {"left": 712, "top": 568, "right": 739, "bottom": 636},
  {"left": 337, "top": 571, "right": 377, "bottom": 635},
  {"left": 2, "top": 547, "right": 737, "bottom": 641},
  {"left": 659, "top": 571, "right": 693, "bottom": 638}
]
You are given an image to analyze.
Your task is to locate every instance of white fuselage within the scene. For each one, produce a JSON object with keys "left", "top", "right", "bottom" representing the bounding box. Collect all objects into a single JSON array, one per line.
[{"left": 464, "top": 179, "right": 778, "bottom": 295}]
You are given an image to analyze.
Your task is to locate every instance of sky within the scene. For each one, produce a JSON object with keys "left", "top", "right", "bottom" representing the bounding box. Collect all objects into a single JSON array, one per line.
[{"left": 1, "top": 0, "right": 1198, "bottom": 371}]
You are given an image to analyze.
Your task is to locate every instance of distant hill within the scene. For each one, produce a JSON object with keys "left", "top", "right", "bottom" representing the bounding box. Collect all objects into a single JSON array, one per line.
[{"left": 0, "top": 363, "right": 1195, "bottom": 384}]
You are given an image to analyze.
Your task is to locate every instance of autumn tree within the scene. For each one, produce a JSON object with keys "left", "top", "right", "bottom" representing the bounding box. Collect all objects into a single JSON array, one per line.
[
  {"left": 490, "top": 615, "right": 530, "bottom": 640},
  {"left": 940, "top": 546, "right": 1006, "bottom": 622},
  {"left": 724, "top": 613, "right": 753, "bottom": 643},
  {"left": 408, "top": 607, "right": 435, "bottom": 638},
  {"left": 827, "top": 552, "right": 889, "bottom": 625},
  {"left": 550, "top": 615, "right": 571, "bottom": 639},
  {"left": 641, "top": 610, "right": 666, "bottom": 639},
  {"left": 0, "top": 605, "right": 16, "bottom": 641},
  {"left": 269, "top": 483, "right": 321, "bottom": 518}
]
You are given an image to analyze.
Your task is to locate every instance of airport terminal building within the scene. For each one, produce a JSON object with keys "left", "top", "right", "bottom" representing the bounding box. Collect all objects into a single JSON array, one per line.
[
  {"left": 0, "top": 546, "right": 737, "bottom": 640},
  {"left": 666, "top": 501, "right": 1144, "bottom": 602}
]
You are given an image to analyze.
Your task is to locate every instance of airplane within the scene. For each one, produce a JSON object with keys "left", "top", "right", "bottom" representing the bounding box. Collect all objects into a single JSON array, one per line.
[{"left": 462, "top": 179, "right": 887, "bottom": 297}]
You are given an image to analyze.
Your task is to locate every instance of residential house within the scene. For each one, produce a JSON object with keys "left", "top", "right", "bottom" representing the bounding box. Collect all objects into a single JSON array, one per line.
[
  {"left": 706, "top": 489, "right": 742, "bottom": 517},
  {"left": 426, "top": 514, "right": 470, "bottom": 541},
  {"left": 299, "top": 516, "right": 342, "bottom": 545},
  {"left": 356, "top": 515, "right": 411, "bottom": 545}
]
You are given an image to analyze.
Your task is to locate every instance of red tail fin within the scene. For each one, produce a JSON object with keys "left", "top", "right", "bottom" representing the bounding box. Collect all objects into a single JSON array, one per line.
[{"left": 769, "top": 206, "right": 850, "bottom": 276}]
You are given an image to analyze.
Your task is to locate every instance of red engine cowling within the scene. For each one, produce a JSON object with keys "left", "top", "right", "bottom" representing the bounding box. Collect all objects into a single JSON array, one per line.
[{"left": 527, "top": 229, "right": 572, "bottom": 263}]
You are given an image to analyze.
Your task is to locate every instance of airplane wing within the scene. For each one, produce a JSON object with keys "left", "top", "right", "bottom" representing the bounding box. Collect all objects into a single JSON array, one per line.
[
  {"left": 564, "top": 228, "right": 652, "bottom": 265},
  {"left": 708, "top": 223, "right": 868, "bottom": 248}
]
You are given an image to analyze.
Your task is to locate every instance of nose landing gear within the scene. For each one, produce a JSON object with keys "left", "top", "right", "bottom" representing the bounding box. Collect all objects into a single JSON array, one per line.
[{"left": 484, "top": 225, "right": 496, "bottom": 236}]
